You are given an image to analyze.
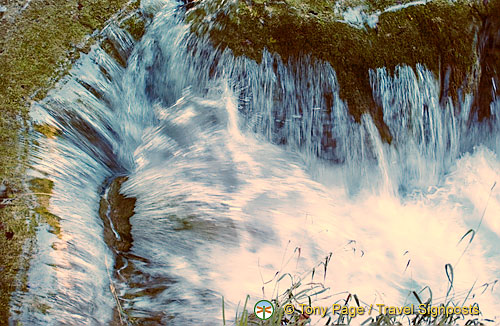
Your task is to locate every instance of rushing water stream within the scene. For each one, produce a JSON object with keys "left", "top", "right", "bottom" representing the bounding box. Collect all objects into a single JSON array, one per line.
[{"left": 9, "top": 1, "right": 500, "bottom": 325}]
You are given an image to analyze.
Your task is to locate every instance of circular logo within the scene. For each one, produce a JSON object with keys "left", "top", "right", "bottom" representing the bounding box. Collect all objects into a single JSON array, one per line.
[{"left": 254, "top": 299, "right": 274, "bottom": 320}]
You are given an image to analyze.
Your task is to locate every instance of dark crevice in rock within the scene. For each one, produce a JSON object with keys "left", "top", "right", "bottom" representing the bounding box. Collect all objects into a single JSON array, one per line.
[
  {"left": 99, "top": 176, "right": 135, "bottom": 253},
  {"left": 99, "top": 176, "right": 175, "bottom": 325}
]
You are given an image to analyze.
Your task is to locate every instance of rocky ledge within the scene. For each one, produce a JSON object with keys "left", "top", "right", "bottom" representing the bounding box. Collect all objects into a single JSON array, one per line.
[{"left": 187, "top": 0, "right": 500, "bottom": 140}]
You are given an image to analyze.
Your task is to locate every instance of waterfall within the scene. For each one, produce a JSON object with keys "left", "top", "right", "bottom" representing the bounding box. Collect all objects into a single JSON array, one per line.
[{"left": 10, "top": 1, "right": 500, "bottom": 325}]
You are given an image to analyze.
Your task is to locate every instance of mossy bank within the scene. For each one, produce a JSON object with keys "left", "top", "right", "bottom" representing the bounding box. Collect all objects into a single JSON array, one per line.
[
  {"left": 187, "top": 0, "right": 500, "bottom": 140},
  {"left": 0, "top": 0, "right": 145, "bottom": 322}
]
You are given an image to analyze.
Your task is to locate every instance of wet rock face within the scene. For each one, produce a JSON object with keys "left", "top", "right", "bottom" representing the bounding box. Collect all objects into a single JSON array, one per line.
[{"left": 99, "top": 176, "right": 136, "bottom": 252}]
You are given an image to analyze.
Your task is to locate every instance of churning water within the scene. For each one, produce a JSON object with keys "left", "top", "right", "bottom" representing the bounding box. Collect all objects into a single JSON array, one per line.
[{"left": 10, "top": 1, "right": 500, "bottom": 325}]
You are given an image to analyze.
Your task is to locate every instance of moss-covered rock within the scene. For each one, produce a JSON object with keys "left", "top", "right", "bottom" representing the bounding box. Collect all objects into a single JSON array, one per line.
[
  {"left": 187, "top": 0, "right": 498, "bottom": 139},
  {"left": 0, "top": 0, "right": 143, "bottom": 320},
  {"left": 29, "top": 178, "right": 61, "bottom": 236},
  {"left": 33, "top": 124, "right": 61, "bottom": 139},
  {"left": 120, "top": 13, "right": 147, "bottom": 41}
]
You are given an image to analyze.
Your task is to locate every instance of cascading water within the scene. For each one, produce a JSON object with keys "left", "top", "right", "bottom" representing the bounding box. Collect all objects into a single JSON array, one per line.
[{"left": 9, "top": 1, "right": 500, "bottom": 324}]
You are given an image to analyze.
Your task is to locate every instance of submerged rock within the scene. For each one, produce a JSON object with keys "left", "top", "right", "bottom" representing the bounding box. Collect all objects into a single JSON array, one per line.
[
  {"left": 98, "top": 177, "right": 178, "bottom": 324},
  {"left": 99, "top": 176, "right": 136, "bottom": 252}
]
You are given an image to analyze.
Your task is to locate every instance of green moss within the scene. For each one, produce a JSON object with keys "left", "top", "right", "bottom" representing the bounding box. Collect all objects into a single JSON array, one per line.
[
  {"left": 188, "top": 0, "right": 486, "bottom": 141},
  {"left": 131, "top": 0, "right": 142, "bottom": 10},
  {"left": 35, "top": 207, "right": 61, "bottom": 235},
  {"left": 120, "top": 14, "right": 146, "bottom": 40},
  {"left": 29, "top": 178, "right": 54, "bottom": 196},
  {"left": 0, "top": 201, "right": 33, "bottom": 322},
  {"left": 33, "top": 124, "right": 60, "bottom": 139},
  {"left": 28, "top": 178, "right": 61, "bottom": 236}
]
